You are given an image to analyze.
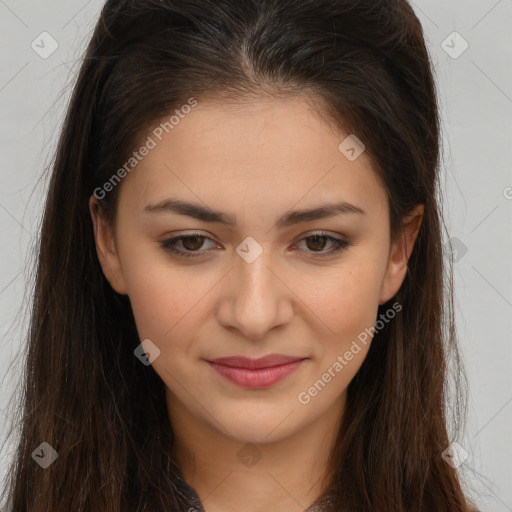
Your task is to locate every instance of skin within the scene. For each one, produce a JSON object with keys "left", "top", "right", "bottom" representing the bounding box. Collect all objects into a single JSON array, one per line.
[{"left": 90, "top": 95, "right": 423, "bottom": 512}]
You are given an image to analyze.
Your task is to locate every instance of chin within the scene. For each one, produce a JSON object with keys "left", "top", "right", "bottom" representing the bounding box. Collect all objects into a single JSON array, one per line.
[{"left": 214, "top": 407, "right": 302, "bottom": 444}]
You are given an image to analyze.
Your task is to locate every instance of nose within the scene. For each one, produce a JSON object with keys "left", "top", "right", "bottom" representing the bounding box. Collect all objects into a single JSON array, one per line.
[{"left": 216, "top": 250, "right": 294, "bottom": 341}]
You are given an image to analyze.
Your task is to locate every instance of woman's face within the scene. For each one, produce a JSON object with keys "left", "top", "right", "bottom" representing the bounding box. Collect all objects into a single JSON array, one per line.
[{"left": 91, "top": 95, "right": 421, "bottom": 444}]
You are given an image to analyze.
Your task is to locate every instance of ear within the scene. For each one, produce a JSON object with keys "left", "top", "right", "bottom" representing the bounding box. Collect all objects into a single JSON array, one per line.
[
  {"left": 89, "top": 195, "right": 128, "bottom": 295},
  {"left": 379, "top": 204, "right": 424, "bottom": 305}
]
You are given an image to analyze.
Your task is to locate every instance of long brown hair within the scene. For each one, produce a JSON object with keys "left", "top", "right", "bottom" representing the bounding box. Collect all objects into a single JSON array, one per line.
[{"left": 2, "top": 0, "right": 474, "bottom": 510}]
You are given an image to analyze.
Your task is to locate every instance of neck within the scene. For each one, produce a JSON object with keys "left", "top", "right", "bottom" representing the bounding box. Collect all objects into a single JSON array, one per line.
[{"left": 167, "top": 390, "right": 345, "bottom": 512}]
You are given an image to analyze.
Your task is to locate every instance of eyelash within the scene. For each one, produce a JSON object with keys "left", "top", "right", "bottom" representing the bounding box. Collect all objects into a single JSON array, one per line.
[{"left": 160, "top": 231, "right": 352, "bottom": 259}]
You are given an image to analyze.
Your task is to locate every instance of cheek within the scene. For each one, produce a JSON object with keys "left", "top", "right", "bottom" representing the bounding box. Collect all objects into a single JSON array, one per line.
[
  {"left": 115, "top": 241, "right": 176, "bottom": 336},
  {"left": 298, "top": 253, "right": 386, "bottom": 342},
  {"left": 292, "top": 260, "right": 385, "bottom": 409},
  {"left": 119, "top": 245, "right": 221, "bottom": 351},
  {"left": 125, "top": 268, "right": 203, "bottom": 342}
]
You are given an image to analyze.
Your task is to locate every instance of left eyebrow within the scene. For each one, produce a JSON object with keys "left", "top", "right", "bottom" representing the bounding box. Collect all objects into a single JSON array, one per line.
[
  {"left": 275, "top": 201, "right": 366, "bottom": 228},
  {"left": 143, "top": 198, "right": 366, "bottom": 228}
]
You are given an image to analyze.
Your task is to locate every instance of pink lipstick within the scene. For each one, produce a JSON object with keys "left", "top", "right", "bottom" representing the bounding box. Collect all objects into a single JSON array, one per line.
[{"left": 206, "top": 354, "right": 307, "bottom": 389}]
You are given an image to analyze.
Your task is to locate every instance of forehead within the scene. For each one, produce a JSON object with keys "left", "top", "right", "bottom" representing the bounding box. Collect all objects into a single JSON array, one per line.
[{"left": 117, "top": 96, "right": 388, "bottom": 221}]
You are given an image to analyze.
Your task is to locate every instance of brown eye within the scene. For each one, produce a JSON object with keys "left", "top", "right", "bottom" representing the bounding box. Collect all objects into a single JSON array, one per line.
[
  {"left": 295, "top": 232, "right": 352, "bottom": 257},
  {"left": 160, "top": 232, "right": 218, "bottom": 258},
  {"left": 181, "top": 235, "right": 206, "bottom": 251},
  {"left": 304, "top": 235, "right": 329, "bottom": 252}
]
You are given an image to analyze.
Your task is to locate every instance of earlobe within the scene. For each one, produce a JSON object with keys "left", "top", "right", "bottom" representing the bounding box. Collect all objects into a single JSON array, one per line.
[
  {"left": 379, "top": 204, "right": 424, "bottom": 305},
  {"left": 88, "top": 195, "right": 128, "bottom": 295}
]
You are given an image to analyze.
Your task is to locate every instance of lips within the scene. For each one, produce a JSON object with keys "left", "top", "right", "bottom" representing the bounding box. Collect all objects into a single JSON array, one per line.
[
  {"left": 205, "top": 354, "right": 308, "bottom": 388},
  {"left": 207, "top": 354, "right": 306, "bottom": 369}
]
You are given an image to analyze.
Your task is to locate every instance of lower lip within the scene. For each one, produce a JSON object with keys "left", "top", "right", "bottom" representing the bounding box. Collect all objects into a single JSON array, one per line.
[{"left": 207, "top": 360, "right": 305, "bottom": 389}]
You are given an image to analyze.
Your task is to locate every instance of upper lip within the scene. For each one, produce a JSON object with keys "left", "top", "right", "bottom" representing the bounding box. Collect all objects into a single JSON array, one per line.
[{"left": 206, "top": 354, "right": 307, "bottom": 369}]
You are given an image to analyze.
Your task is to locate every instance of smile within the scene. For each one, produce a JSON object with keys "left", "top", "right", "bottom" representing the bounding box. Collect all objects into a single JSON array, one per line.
[{"left": 205, "top": 355, "right": 307, "bottom": 389}]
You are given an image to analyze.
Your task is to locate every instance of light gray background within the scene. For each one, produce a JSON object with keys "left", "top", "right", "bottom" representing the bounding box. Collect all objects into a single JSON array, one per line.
[{"left": 0, "top": 1, "right": 511, "bottom": 510}]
